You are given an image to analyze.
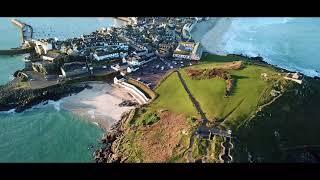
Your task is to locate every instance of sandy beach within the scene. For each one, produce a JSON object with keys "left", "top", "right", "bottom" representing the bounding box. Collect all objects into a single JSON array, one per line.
[
  {"left": 191, "top": 17, "right": 233, "bottom": 55},
  {"left": 61, "top": 82, "right": 137, "bottom": 131}
]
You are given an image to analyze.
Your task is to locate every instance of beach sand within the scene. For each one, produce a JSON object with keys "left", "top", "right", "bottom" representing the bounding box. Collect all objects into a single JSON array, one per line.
[
  {"left": 191, "top": 17, "right": 233, "bottom": 55},
  {"left": 61, "top": 82, "right": 137, "bottom": 131}
]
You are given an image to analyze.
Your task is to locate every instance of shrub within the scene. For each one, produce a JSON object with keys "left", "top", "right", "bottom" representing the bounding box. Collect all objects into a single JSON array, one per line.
[{"left": 142, "top": 113, "right": 159, "bottom": 126}]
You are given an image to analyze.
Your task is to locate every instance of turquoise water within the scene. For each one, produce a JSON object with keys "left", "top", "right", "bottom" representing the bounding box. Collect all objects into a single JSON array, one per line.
[
  {"left": 0, "top": 105, "right": 103, "bottom": 162},
  {"left": 19, "top": 17, "right": 122, "bottom": 40},
  {"left": 0, "top": 18, "right": 25, "bottom": 84},
  {"left": 217, "top": 17, "right": 320, "bottom": 77},
  {"left": 0, "top": 17, "right": 118, "bottom": 162}
]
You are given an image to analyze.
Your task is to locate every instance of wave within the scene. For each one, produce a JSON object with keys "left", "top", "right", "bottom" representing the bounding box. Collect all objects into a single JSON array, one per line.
[
  {"left": 216, "top": 47, "right": 320, "bottom": 77},
  {"left": 88, "top": 110, "right": 96, "bottom": 119},
  {"left": 0, "top": 108, "right": 16, "bottom": 114},
  {"left": 24, "top": 99, "right": 63, "bottom": 112},
  {"left": 232, "top": 17, "right": 293, "bottom": 29},
  {"left": 48, "top": 100, "right": 62, "bottom": 112},
  {"left": 205, "top": 17, "right": 320, "bottom": 78},
  {"left": 0, "top": 101, "right": 62, "bottom": 114},
  {"left": 92, "top": 122, "right": 99, "bottom": 126}
]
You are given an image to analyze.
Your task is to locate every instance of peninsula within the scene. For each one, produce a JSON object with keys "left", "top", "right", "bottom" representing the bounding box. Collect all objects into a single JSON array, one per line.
[{"left": 1, "top": 17, "right": 320, "bottom": 163}]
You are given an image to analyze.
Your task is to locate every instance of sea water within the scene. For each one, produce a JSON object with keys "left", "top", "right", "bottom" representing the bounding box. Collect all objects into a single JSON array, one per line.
[
  {"left": 215, "top": 17, "right": 320, "bottom": 77},
  {"left": 0, "top": 17, "right": 119, "bottom": 162}
]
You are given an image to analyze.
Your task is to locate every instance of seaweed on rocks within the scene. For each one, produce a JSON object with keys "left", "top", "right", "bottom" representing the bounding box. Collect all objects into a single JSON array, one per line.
[
  {"left": 93, "top": 113, "right": 130, "bottom": 163},
  {"left": 118, "top": 100, "right": 138, "bottom": 107}
]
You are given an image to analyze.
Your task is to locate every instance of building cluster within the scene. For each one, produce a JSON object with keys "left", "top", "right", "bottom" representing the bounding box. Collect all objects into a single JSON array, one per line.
[
  {"left": 23, "top": 17, "right": 207, "bottom": 82},
  {"left": 173, "top": 41, "right": 203, "bottom": 61},
  {"left": 284, "top": 72, "right": 303, "bottom": 84}
]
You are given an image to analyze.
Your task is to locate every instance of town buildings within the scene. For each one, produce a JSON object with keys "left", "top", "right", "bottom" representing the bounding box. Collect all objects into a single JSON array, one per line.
[
  {"left": 23, "top": 17, "right": 205, "bottom": 83},
  {"left": 172, "top": 41, "right": 203, "bottom": 61}
]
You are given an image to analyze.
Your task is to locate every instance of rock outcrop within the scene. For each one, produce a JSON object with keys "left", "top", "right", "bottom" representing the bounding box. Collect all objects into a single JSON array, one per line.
[{"left": 0, "top": 78, "right": 87, "bottom": 112}]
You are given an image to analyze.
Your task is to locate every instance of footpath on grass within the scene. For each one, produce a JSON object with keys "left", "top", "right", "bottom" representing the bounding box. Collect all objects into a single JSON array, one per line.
[{"left": 175, "top": 70, "right": 233, "bottom": 162}]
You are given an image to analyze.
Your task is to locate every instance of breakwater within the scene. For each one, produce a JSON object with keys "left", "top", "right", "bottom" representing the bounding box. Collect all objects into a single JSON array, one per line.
[
  {"left": 0, "top": 71, "right": 119, "bottom": 113},
  {"left": 11, "top": 18, "right": 33, "bottom": 43},
  {"left": 0, "top": 47, "right": 34, "bottom": 55},
  {"left": 0, "top": 19, "right": 35, "bottom": 56}
]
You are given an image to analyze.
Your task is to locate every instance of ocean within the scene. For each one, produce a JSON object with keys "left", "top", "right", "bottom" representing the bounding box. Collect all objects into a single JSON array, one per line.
[
  {"left": 213, "top": 17, "right": 320, "bottom": 77},
  {"left": 0, "top": 17, "right": 120, "bottom": 162}
]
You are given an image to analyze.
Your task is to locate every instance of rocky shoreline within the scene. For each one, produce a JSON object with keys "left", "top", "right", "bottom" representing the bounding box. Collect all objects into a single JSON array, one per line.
[
  {"left": 93, "top": 120, "right": 122, "bottom": 163},
  {"left": 93, "top": 109, "right": 136, "bottom": 163},
  {"left": 227, "top": 53, "right": 320, "bottom": 80},
  {"left": 0, "top": 79, "right": 90, "bottom": 113}
]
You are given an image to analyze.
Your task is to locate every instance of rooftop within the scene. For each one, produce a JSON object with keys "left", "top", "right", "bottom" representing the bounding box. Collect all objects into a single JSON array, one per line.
[{"left": 62, "top": 62, "right": 87, "bottom": 71}]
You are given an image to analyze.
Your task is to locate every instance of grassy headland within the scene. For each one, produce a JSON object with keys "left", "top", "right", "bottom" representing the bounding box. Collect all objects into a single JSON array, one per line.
[{"left": 115, "top": 53, "right": 320, "bottom": 162}]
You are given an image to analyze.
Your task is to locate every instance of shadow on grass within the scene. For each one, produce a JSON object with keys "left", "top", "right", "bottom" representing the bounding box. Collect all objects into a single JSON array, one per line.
[
  {"left": 221, "top": 98, "right": 246, "bottom": 123},
  {"left": 226, "top": 75, "right": 248, "bottom": 96},
  {"left": 201, "top": 54, "right": 243, "bottom": 63}
]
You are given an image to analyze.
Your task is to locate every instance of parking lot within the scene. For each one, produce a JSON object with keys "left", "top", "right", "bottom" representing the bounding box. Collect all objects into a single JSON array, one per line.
[
  {"left": 25, "top": 71, "right": 59, "bottom": 89},
  {"left": 129, "top": 57, "right": 198, "bottom": 89},
  {"left": 160, "top": 57, "right": 198, "bottom": 69}
]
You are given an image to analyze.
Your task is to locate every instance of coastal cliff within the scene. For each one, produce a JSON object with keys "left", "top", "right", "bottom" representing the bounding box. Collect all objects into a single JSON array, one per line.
[{"left": 234, "top": 75, "right": 320, "bottom": 162}]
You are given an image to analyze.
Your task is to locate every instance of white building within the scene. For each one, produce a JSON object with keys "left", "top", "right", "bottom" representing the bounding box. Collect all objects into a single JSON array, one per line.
[
  {"left": 34, "top": 40, "right": 52, "bottom": 55},
  {"left": 129, "top": 17, "right": 138, "bottom": 25},
  {"left": 284, "top": 72, "right": 303, "bottom": 84},
  {"left": 93, "top": 52, "right": 119, "bottom": 61},
  {"left": 41, "top": 55, "right": 55, "bottom": 61},
  {"left": 122, "top": 57, "right": 127, "bottom": 63},
  {"left": 120, "top": 52, "right": 128, "bottom": 58},
  {"left": 172, "top": 42, "right": 203, "bottom": 61},
  {"left": 182, "top": 22, "right": 195, "bottom": 39},
  {"left": 114, "top": 75, "right": 125, "bottom": 84},
  {"left": 127, "top": 56, "right": 141, "bottom": 66},
  {"left": 127, "top": 65, "right": 139, "bottom": 73},
  {"left": 111, "top": 64, "right": 128, "bottom": 71},
  {"left": 133, "top": 49, "right": 148, "bottom": 56}
]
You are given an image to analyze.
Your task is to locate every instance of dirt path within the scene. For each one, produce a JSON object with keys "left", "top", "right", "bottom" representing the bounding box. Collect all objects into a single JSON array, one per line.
[
  {"left": 175, "top": 70, "right": 235, "bottom": 163},
  {"left": 176, "top": 70, "right": 208, "bottom": 125},
  {"left": 175, "top": 70, "right": 208, "bottom": 162}
]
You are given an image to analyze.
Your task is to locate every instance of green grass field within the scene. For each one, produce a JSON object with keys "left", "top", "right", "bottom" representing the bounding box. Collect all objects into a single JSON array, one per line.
[
  {"left": 180, "top": 54, "right": 283, "bottom": 129},
  {"left": 119, "top": 53, "right": 320, "bottom": 162},
  {"left": 151, "top": 72, "right": 198, "bottom": 117}
]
